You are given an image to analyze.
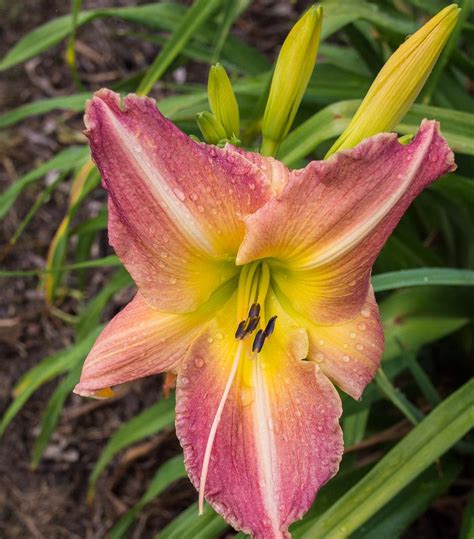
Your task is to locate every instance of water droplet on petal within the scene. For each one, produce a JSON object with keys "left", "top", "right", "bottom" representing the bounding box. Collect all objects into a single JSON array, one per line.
[
  {"left": 318, "top": 339, "right": 325, "bottom": 346},
  {"left": 315, "top": 352, "right": 325, "bottom": 363},
  {"left": 173, "top": 188, "right": 185, "bottom": 201},
  {"left": 207, "top": 337, "right": 214, "bottom": 343},
  {"left": 181, "top": 376, "right": 189, "bottom": 386},
  {"left": 358, "top": 322, "right": 367, "bottom": 331},
  {"left": 216, "top": 332, "right": 223, "bottom": 340},
  {"left": 197, "top": 204, "right": 205, "bottom": 213},
  {"left": 356, "top": 344, "right": 364, "bottom": 351},
  {"left": 350, "top": 332, "right": 356, "bottom": 339},
  {"left": 361, "top": 308, "right": 370, "bottom": 318},
  {"left": 169, "top": 277, "right": 177, "bottom": 284},
  {"left": 195, "top": 357, "right": 204, "bottom": 367},
  {"left": 342, "top": 355, "right": 351, "bottom": 363}
]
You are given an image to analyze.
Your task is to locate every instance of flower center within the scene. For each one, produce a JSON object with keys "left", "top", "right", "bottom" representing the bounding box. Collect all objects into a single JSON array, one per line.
[{"left": 235, "top": 261, "right": 277, "bottom": 354}]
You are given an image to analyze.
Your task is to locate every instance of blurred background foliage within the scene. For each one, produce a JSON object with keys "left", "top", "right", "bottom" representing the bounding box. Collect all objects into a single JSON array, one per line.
[{"left": 0, "top": 0, "right": 473, "bottom": 537}]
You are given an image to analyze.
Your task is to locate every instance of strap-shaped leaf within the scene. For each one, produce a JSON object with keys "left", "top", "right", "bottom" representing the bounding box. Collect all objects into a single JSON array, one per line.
[{"left": 300, "top": 378, "right": 474, "bottom": 538}]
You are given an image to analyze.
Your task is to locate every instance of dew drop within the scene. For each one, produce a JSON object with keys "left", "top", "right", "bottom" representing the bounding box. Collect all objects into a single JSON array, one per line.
[
  {"left": 295, "top": 410, "right": 302, "bottom": 417},
  {"left": 173, "top": 187, "right": 185, "bottom": 201},
  {"left": 358, "top": 322, "right": 367, "bottom": 331},
  {"left": 169, "top": 277, "right": 177, "bottom": 284},
  {"left": 361, "top": 308, "right": 370, "bottom": 318},
  {"left": 181, "top": 376, "right": 189, "bottom": 386},
  {"left": 350, "top": 332, "right": 356, "bottom": 339},
  {"left": 207, "top": 337, "right": 214, "bottom": 343},
  {"left": 216, "top": 332, "right": 223, "bottom": 340},
  {"left": 315, "top": 352, "right": 325, "bottom": 363},
  {"left": 342, "top": 355, "right": 351, "bottom": 363},
  {"left": 356, "top": 344, "right": 364, "bottom": 351},
  {"left": 318, "top": 339, "right": 325, "bottom": 346},
  {"left": 195, "top": 357, "right": 204, "bottom": 367},
  {"left": 197, "top": 204, "right": 205, "bottom": 213},
  {"left": 190, "top": 192, "right": 198, "bottom": 201}
]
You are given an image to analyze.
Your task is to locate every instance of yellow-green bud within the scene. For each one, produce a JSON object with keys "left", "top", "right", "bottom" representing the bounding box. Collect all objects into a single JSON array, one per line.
[
  {"left": 196, "top": 111, "right": 228, "bottom": 145},
  {"left": 326, "top": 4, "right": 460, "bottom": 158},
  {"left": 261, "top": 5, "right": 323, "bottom": 156},
  {"left": 208, "top": 64, "right": 240, "bottom": 139}
]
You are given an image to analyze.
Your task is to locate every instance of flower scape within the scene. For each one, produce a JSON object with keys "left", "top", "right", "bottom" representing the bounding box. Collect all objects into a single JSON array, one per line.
[{"left": 74, "top": 5, "right": 458, "bottom": 538}]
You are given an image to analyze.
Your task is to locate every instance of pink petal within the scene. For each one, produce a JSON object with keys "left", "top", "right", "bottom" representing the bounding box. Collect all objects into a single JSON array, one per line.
[
  {"left": 175, "top": 293, "right": 343, "bottom": 537},
  {"left": 237, "top": 120, "right": 455, "bottom": 323},
  {"left": 85, "top": 90, "right": 273, "bottom": 312},
  {"left": 74, "top": 293, "right": 203, "bottom": 397},
  {"left": 306, "top": 287, "right": 384, "bottom": 399}
]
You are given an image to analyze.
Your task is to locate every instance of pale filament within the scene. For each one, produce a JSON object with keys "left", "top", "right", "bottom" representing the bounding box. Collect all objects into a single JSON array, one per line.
[{"left": 198, "top": 340, "right": 244, "bottom": 514}]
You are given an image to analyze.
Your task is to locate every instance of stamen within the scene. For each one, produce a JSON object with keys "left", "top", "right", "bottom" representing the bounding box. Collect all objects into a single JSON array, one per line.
[
  {"left": 245, "top": 315, "right": 260, "bottom": 334},
  {"left": 252, "top": 329, "right": 266, "bottom": 353},
  {"left": 248, "top": 302, "right": 261, "bottom": 318},
  {"left": 198, "top": 341, "right": 243, "bottom": 514},
  {"left": 264, "top": 315, "right": 278, "bottom": 337},
  {"left": 234, "top": 320, "right": 247, "bottom": 340}
]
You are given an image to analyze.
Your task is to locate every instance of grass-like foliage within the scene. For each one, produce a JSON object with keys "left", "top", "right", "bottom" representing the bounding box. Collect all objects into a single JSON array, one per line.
[{"left": 1, "top": 0, "right": 473, "bottom": 537}]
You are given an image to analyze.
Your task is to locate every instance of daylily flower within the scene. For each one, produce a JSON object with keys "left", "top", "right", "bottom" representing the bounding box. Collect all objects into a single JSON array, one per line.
[{"left": 75, "top": 89, "right": 455, "bottom": 538}]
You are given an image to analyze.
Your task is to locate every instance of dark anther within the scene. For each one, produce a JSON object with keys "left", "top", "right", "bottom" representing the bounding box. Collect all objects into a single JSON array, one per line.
[
  {"left": 252, "top": 329, "right": 266, "bottom": 353},
  {"left": 245, "top": 316, "right": 260, "bottom": 334},
  {"left": 264, "top": 316, "right": 278, "bottom": 337},
  {"left": 235, "top": 320, "right": 247, "bottom": 339},
  {"left": 248, "top": 303, "right": 261, "bottom": 318}
]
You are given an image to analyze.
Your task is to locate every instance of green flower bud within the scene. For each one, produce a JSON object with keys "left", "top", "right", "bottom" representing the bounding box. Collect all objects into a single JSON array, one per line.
[
  {"left": 208, "top": 64, "right": 240, "bottom": 139},
  {"left": 261, "top": 5, "right": 323, "bottom": 156},
  {"left": 196, "top": 111, "right": 228, "bottom": 145},
  {"left": 326, "top": 4, "right": 460, "bottom": 158}
]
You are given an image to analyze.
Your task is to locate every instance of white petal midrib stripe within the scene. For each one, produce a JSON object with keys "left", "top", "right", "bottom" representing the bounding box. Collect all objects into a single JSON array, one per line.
[
  {"left": 298, "top": 129, "right": 434, "bottom": 270},
  {"left": 104, "top": 107, "right": 215, "bottom": 254}
]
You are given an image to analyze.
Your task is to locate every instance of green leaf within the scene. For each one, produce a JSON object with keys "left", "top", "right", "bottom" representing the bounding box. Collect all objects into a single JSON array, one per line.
[
  {"left": 0, "top": 255, "right": 121, "bottom": 278},
  {"left": 374, "top": 368, "right": 423, "bottom": 425},
  {"left": 137, "top": 0, "right": 223, "bottom": 95},
  {"left": 278, "top": 100, "right": 358, "bottom": 165},
  {"left": 76, "top": 268, "right": 132, "bottom": 340},
  {"left": 31, "top": 361, "right": 83, "bottom": 468},
  {"left": 0, "top": 93, "right": 90, "bottom": 128},
  {"left": 372, "top": 268, "right": 474, "bottom": 292},
  {"left": 109, "top": 455, "right": 186, "bottom": 539},
  {"left": 0, "top": 328, "right": 101, "bottom": 437},
  {"left": 279, "top": 100, "right": 474, "bottom": 166},
  {"left": 0, "top": 3, "right": 268, "bottom": 75},
  {"left": 460, "top": 488, "right": 474, "bottom": 539},
  {"left": 88, "top": 396, "right": 176, "bottom": 493},
  {"left": 400, "top": 104, "right": 474, "bottom": 156},
  {"left": 0, "top": 146, "right": 88, "bottom": 218},
  {"left": 380, "top": 286, "right": 474, "bottom": 362},
  {"left": 300, "top": 378, "right": 474, "bottom": 538},
  {"left": 157, "top": 502, "right": 228, "bottom": 539},
  {"left": 348, "top": 458, "right": 462, "bottom": 539}
]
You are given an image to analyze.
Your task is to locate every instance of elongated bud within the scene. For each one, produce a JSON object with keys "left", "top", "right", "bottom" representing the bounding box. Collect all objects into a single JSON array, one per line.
[
  {"left": 208, "top": 64, "right": 240, "bottom": 139},
  {"left": 196, "top": 111, "right": 228, "bottom": 145},
  {"left": 326, "top": 4, "right": 460, "bottom": 158},
  {"left": 261, "top": 5, "right": 323, "bottom": 156}
]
